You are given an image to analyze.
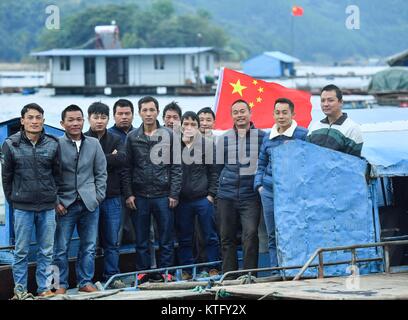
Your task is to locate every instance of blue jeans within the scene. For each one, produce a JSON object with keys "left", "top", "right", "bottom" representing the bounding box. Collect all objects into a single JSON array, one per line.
[
  {"left": 13, "top": 209, "right": 56, "bottom": 293},
  {"left": 53, "top": 200, "right": 99, "bottom": 288},
  {"left": 259, "top": 188, "right": 278, "bottom": 267},
  {"left": 175, "top": 198, "right": 220, "bottom": 269},
  {"left": 99, "top": 196, "right": 122, "bottom": 281},
  {"left": 132, "top": 196, "right": 174, "bottom": 270}
]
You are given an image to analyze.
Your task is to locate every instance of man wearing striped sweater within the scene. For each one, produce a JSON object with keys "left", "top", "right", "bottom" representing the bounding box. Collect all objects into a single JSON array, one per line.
[{"left": 306, "top": 84, "right": 363, "bottom": 157}]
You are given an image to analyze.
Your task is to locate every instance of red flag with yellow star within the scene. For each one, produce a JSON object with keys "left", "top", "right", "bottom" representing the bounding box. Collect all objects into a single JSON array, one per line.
[{"left": 213, "top": 68, "right": 312, "bottom": 130}]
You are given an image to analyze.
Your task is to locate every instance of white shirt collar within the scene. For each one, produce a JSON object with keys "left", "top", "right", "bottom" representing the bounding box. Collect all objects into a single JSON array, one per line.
[{"left": 269, "top": 120, "right": 298, "bottom": 139}]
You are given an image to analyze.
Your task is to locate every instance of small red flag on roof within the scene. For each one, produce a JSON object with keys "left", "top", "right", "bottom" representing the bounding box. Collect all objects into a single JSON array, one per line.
[
  {"left": 213, "top": 68, "right": 312, "bottom": 130},
  {"left": 292, "top": 6, "right": 304, "bottom": 16}
]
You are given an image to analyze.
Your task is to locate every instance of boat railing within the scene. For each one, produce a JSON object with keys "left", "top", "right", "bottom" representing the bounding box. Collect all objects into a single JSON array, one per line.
[
  {"left": 103, "top": 260, "right": 222, "bottom": 290},
  {"left": 218, "top": 240, "right": 408, "bottom": 283},
  {"left": 293, "top": 239, "right": 408, "bottom": 280}
]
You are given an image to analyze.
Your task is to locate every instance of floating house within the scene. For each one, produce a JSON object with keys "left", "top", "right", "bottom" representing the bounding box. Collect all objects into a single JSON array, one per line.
[
  {"left": 242, "top": 51, "right": 300, "bottom": 78},
  {"left": 30, "top": 47, "right": 216, "bottom": 95}
]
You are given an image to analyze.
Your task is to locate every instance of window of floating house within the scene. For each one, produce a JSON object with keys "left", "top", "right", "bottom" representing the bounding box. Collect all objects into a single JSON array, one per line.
[
  {"left": 60, "top": 56, "right": 71, "bottom": 71},
  {"left": 154, "top": 55, "right": 165, "bottom": 70}
]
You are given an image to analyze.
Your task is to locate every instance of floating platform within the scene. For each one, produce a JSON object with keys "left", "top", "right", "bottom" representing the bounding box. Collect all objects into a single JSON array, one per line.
[{"left": 208, "top": 272, "right": 408, "bottom": 300}]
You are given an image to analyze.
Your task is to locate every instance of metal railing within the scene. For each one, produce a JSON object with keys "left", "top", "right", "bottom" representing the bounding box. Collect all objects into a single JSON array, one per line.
[
  {"left": 103, "top": 260, "right": 222, "bottom": 290},
  {"left": 293, "top": 240, "right": 408, "bottom": 280},
  {"left": 217, "top": 240, "right": 408, "bottom": 283}
]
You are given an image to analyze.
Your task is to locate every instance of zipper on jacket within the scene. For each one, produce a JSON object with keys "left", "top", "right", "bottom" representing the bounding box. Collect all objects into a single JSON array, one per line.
[{"left": 32, "top": 143, "right": 40, "bottom": 209}]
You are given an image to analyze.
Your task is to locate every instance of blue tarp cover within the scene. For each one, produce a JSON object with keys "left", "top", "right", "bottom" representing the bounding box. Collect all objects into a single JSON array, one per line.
[
  {"left": 362, "top": 130, "right": 408, "bottom": 177},
  {"left": 272, "top": 140, "right": 381, "bottom": 276}
]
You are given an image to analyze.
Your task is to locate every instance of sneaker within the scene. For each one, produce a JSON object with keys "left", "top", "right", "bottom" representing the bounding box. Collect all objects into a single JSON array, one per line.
[
  {"left": 54, "top": 288, "right": 67, "bottom": 295},
  {"left": 78, "top": 284, "right": 98, "bottom": 293},
  {"left": 148, "top": 272, "right": 163, "bottom": 282},
  {"left": 109, "top": 279, "right": 126, "bottom": 289},
  {"left": 37, "top": 290, "right": 55, "bottom": 298},
  {"left": 181, "top": 271, "right": 192, "bottom": 281},
  {"left": 209, "top": 269, "right": 220, "bottom": 277},
  {"left": 136, "top": 273, "right": 149, "bottom": 284},
  {"left": 161, "top": 273, "right": 174, "bottom": 282}
]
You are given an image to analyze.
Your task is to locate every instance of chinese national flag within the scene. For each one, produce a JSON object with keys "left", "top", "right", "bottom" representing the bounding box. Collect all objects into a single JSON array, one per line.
[
  {"left": 292, "top": 6, "right": 304, "bottom": 16},
  {"left": 213, "top": 68, "right": 312, "bottom": 130}
]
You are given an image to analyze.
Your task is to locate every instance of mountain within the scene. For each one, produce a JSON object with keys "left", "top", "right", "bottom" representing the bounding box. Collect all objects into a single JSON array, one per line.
[{"left": 0, "top": 0, "right": 407, "bottom": 63}]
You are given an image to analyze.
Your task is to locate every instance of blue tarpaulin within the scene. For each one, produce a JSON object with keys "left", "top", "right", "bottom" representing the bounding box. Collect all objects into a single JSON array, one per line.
[
  {"left": 272, "top": 140, "right": 382, "bottom": 277},
  {"left": 362, "top": 130, "right": 408, "bottom": 177}
]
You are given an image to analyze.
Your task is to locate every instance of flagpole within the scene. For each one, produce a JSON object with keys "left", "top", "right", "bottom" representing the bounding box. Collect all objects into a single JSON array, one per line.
[{"left": 291, "top": 13, "right": 294, "bottom": 56}]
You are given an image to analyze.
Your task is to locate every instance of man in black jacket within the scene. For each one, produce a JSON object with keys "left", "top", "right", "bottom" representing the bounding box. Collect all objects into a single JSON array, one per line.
[
  {"left": 124, "top": 96, "right": 182, "bottom": 281},
  {"left": 175, "top": 111, "right": 220, "bottom": 279},
  {"left": 85, "top": 102, "right": 126, "bottom": 288},
  {"left": 1, "top": 103, "right": 59, "bottom": 298}
]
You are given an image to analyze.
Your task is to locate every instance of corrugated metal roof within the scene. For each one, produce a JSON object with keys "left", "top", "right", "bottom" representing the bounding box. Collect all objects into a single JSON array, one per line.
[
  {"left": 264, "top": 51, "right": 300, "bottom": 63},
  {"left": 31, "top": 47, "right": 214, "bottom": 57}
]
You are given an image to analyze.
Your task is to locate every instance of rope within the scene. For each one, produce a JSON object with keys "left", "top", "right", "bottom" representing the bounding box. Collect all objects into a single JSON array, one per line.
[
  {"left": 10, "top": 285, "right": 36, "bottom": 300},
  {"left": 237, "top": 274, "right": 257, "bottom": 284},
  {"left": 214, "top": 288, "right": 231, "bottom": 300},
  {"left": 191, "top": 286, "right": 206, "bottom": 293}
]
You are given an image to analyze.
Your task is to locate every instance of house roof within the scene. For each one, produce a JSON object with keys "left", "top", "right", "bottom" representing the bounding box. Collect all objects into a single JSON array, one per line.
[
  {"left": 264, "top": 51, "right": 300, "bottom": 63},
  {"left": 31, "top": 47, "right": 214, "bottom": 57}
]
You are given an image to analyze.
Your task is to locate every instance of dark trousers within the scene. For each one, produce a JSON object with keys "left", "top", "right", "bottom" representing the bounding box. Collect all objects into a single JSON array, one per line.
[
  {"left": 175, "top": 198, "right": 220, "bottom": 270},
  {"left": 132, "top": 196, "right": 174, "bottom": 270},
  {"left": 218, "top": 198, "right": 261, "bottom": 273}
]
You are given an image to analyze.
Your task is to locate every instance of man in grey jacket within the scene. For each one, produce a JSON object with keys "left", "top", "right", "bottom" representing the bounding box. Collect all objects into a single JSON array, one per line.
[{"left": 53, "top": 104, "right": 107, "bottom": 294}]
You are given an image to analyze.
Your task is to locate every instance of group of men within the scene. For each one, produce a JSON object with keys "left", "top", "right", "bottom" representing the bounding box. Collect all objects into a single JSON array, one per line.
[{"left": 1, "top": 84, "right": 363, "bottom": 298}]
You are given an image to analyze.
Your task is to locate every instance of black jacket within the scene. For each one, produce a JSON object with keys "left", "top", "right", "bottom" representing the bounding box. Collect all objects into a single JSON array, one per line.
[
  {"left": 84, "top": 129, "right": 126, "bottom": 198},
  {"left": 1, "top": 130, "right": 60, "bottom": 211},
  {"left": 124, "top": 122, "right": 182, "bottom": 200},
  {"left": 179, "top": 136, "right": 219, "bottom": 201},
  {"left": 217, "top": 123, "right": 265, "bottom": 201}
]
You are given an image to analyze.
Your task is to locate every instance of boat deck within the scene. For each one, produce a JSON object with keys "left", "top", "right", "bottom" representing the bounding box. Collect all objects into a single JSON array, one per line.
[{"left": 208, "top": 272, "right": 408, "bottom": 300}]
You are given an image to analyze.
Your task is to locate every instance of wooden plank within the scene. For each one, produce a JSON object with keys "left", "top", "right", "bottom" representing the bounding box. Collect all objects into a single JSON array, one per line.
[
  {"left": 208, "top": 273, "right": 408, "bottom": 300},
  {"left": 49, "top": 289, "right": 212, "bottom": 300}
]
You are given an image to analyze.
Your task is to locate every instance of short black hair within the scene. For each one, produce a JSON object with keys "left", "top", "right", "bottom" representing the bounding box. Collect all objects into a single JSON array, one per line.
[
  {"left": 231, "top": 99, "right": 250, "bottom": 111},
  {"left": 138, "top": 96, "right": 159, "bottom": 112},
  {"left": 21, "top": 103, "right": 44, "bottom": 118},
  {"left": 274, "top": 98, "right": 295, "bottom": 113},
  {"left": 61, "top": 104, "right": 83, "bottom": 121},
  {"left": 163, "top": 101, "right": 182, "bottom": 119},
  {"left": 181, "top": 111, "right": 200, "bottom": 127},
  {"left": 321, "top": 84, "right": 343, "bottom": 101},
  {"left": 197, "top": 107, "right": 215, "bottom": 120},
  {"left": 88, "top": 102, "right": 110, "bottom": 117},
  {"left": 113, "top": 99, "right": 134, "bottom": 115}
]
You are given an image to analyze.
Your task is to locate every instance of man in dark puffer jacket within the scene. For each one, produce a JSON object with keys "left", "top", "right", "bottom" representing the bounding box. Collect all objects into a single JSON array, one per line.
[
  {"left": 216, "top": 99, "right": 265, "bottom": 275},
  {"left": 1, "top": 103, "right": 59, "bottom": 298}
]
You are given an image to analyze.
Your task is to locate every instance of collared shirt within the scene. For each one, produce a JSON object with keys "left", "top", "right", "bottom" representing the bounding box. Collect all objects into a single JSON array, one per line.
[{"left": 269, "top": 120, "right": 298, "bottom": 140}]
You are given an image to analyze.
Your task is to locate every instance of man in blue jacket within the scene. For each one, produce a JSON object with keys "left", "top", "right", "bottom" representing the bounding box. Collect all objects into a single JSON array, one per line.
[
  {"left": 217, "top": 99, "right": 265, "bottom": 275},
  {"left": 254, "top": 98, "right": 308, "bottom": 269},
  {"left": 53, "top": 104, "right": 107, "bottom": 294},
  {"left": 1, "top": 103, "right": 59, "bottom": 298}
]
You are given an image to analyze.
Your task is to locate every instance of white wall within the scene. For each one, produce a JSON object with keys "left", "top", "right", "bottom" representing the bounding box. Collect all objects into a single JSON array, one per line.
[
  {"left": 52, "top": 56, "right": 84, "bottom": 86},
  {"left": 95, "top": 56, "right": 106, "bottom": 86},
  {"left": 137, "top": 55, "right": 185, "bottom": 86}
]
